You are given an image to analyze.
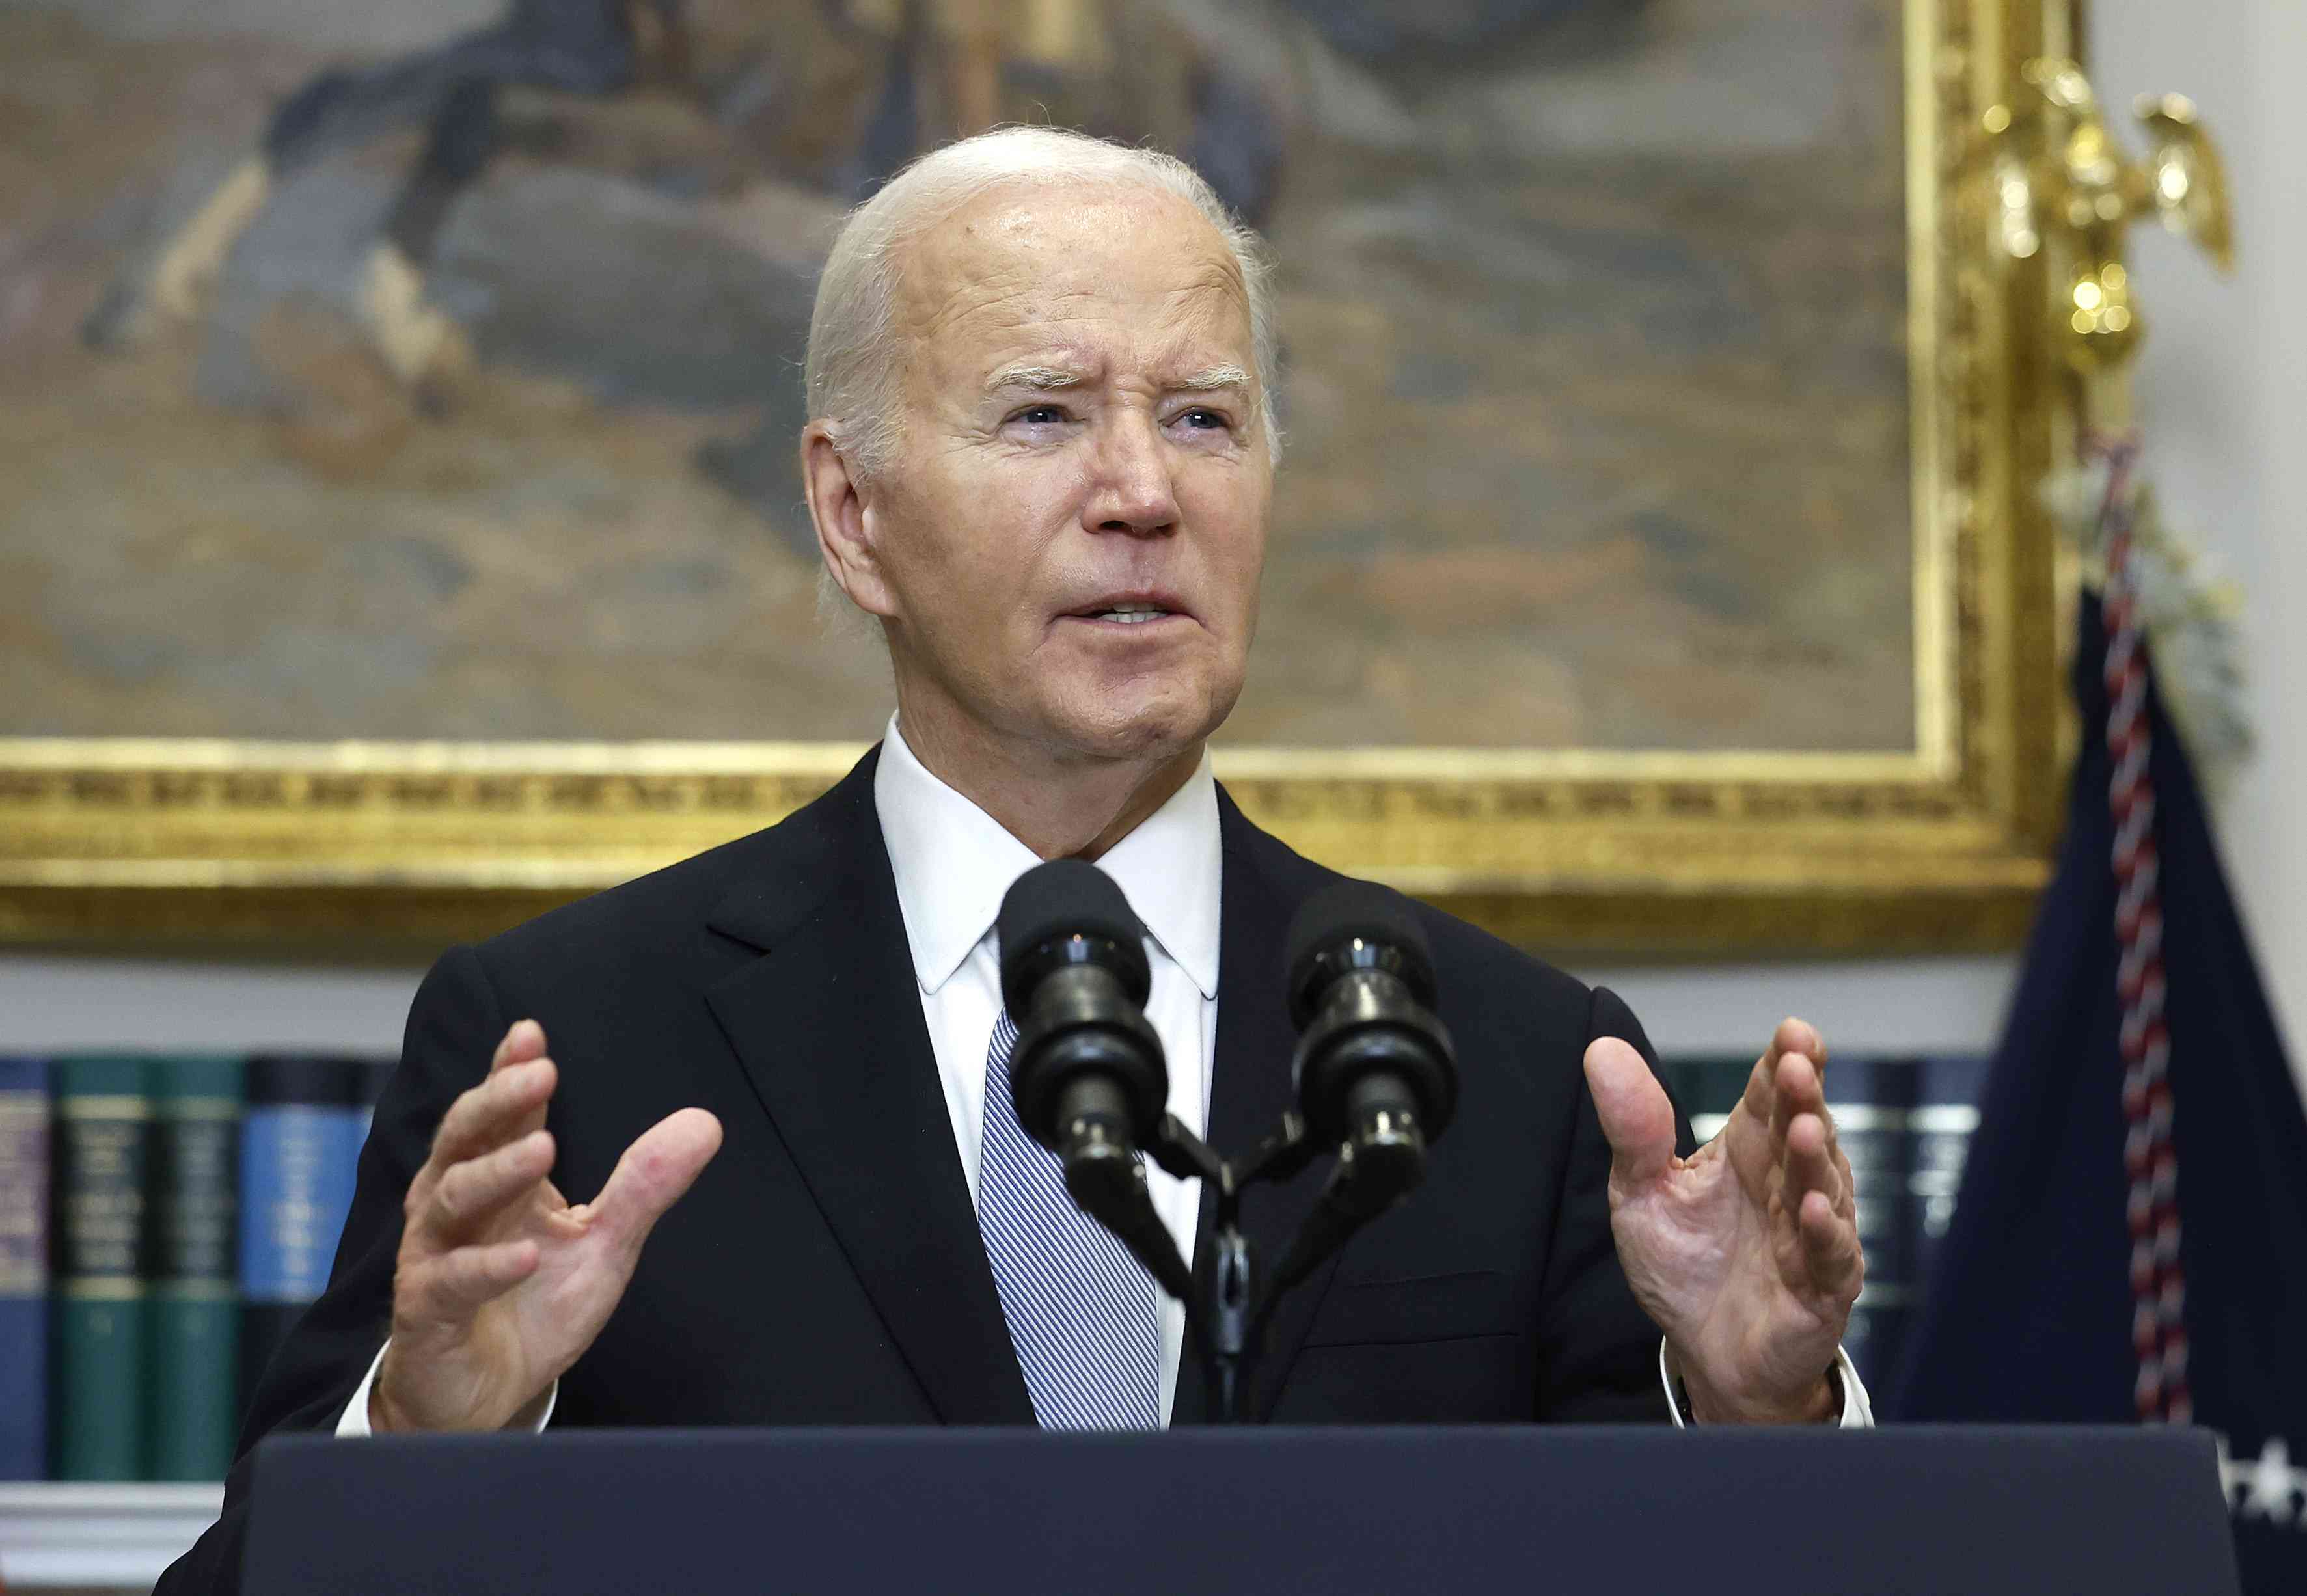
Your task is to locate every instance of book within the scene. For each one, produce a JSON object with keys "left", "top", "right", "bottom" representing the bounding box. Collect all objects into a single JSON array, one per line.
[
  {"left": 51, "top": 1054, "right": 151, "bottom": 1480},
  {"left": 0, "top": 1056, "right": 49, "bottom": 1480},
  {"left": 148, "top": 1055, "right": 244, "bottom": 1481},
  {"left": 1660, "top": 1054, "right": 1749, "bottom": 1146},
  {"left": 238, "top": 1053, "right": 363, "bottom": 1405},
  {"left": 1907, "top": 1054, "right": 1989, "bottom": 1292},
  {"left": 1822, "top": 1057, "right": 1921, "bottom": 1392}
]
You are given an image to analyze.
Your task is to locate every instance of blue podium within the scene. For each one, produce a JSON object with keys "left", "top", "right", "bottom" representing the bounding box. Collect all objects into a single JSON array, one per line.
[{"left": 241, "top": 1425, "right": 2240, "bottom": 1594}]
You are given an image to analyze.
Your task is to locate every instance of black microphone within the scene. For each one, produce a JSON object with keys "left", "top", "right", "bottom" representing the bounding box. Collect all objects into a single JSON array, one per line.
[
  {"left": 997, "top": 859, "right": 1190, "bottom": 1299},
  {"left": 1285, "top": 882, "right": 1459, "bottom": 1210}
]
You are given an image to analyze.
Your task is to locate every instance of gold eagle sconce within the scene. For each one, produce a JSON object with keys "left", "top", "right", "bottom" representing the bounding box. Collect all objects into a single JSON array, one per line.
[{"left": 1981, "top": 57, "right": 2235, "bottom": 414}]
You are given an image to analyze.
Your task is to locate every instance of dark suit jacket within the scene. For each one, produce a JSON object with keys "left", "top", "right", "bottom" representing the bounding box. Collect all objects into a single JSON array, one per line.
[{"left": 160, "top": 747, "right": 1687, "bottom": 1593}]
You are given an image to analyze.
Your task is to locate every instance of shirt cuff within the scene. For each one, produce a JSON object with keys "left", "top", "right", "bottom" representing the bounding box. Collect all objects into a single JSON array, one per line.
[
  {"left": 1658, "top": 1340, "right": 1874, "bottom": 1428},
  {"left": 333, "top": 1339, "right": 559, "bottom": 1436}
]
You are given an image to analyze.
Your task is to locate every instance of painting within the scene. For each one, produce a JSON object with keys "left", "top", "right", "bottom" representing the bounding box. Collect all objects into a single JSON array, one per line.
[{"left": 0, "top": 0, "right": 2077, "bottom": 951}]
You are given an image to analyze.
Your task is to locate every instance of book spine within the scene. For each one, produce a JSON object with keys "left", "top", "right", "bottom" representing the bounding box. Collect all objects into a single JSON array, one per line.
[
  {"left": 148, "top": 1056, "right": 244, "bottom": 1481},
  {"left": 1823, "top": 1057, "right": 1920, "bottom": 1394},
  {"left": 0, "top": 1057, "right": 49, "bottom": 1480},
  {"left": 1663, "top": 1055, "right": 1751, "bottom": 1146},
  {"left": 51, "top": 1057, "right": 150, "bottom": 1481},
  {"left": 1908, "top": 1054, "right": 1989, "bottom": 1290},
  {"left": 238, "top": 1084, "right": 359, "bottom": 1398}
]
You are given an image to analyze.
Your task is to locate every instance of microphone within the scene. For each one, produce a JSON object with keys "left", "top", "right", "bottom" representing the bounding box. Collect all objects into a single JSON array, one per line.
[
  {"left": 1285, "top": 882, "right": 1458, "bottom": 1210},
  {"left": 1242, "top": 880, "right": 1463, "bottom": 1384},
  {"left": 997, "top": 859, "right": 1190, "bottom": 1299}
]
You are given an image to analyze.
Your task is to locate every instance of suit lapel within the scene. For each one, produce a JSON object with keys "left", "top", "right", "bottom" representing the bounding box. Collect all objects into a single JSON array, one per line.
[
  {"left": 1175, "top": 791, "right": 1345, "bottom": 1424},
  {"left": 702, "top": 751, "right": 1033, "bottom": 1425}
]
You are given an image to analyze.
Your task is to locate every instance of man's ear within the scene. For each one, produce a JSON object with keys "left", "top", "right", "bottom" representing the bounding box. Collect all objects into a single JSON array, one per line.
[{"left": 801, "top": 424, "right": 898, "bottom": 619}]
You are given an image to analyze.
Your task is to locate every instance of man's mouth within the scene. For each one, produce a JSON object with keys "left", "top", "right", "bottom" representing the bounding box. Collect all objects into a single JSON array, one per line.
[{"left": 1064, "top": 593, "right": 1190, "bottom": 627}]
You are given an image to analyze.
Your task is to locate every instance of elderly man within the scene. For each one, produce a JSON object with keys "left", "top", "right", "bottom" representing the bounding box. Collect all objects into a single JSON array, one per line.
[{"left": 160, "top": 127, "right": 1866, "bottom": 1593}]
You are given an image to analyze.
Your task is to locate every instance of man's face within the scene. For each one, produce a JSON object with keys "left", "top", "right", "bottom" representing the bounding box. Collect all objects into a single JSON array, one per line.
[{"left": 841, "top": 183, "right": 1272, "bottom": 768}]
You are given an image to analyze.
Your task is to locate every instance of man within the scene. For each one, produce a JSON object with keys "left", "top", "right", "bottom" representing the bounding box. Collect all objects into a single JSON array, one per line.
[{"left": 159, "top": 126, "right": 1865, "bottom": 1592}]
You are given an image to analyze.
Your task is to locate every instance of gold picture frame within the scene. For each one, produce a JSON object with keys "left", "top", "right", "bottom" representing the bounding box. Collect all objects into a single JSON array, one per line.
[{"left": 0, "top": 0, "right": 2081, "bottom": 956}]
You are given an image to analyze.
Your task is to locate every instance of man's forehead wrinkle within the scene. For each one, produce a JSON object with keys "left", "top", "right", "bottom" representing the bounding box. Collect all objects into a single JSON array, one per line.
[
  {"left": 977, "top": 354, "right": 1246, "bottom": 396},
  {"left": 885, "top": 182, "right": 1259, "bottom": 417},
  {"left": 896, "top": 249, "right": 1043, "bottom": 345},
  {"left": 890, "top": 195, "right": 1061, "bottom": 344},
  {"left": 931, "top": 300, "right": 1246, "bottom": 397},
  {"left": 1176, "top": 252, "right": 1248, "bottom": 303},
  {"left": 1149, "top": 264, "right": 1255, "bottom": 354}
]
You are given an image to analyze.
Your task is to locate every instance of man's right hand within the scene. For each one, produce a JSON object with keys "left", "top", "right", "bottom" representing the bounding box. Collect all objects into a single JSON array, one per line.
[{"left": 371, "top": 1019, "right": 724, "bottom": 1432}]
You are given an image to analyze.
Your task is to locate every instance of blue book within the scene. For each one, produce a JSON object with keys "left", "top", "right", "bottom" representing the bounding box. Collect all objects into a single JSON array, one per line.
[
  {"left": 238, "top": 1055, "right": 362, "bottom": 1404},
  {"left": 0, "top": 1056, "right": 49, "bottom": 1479}
]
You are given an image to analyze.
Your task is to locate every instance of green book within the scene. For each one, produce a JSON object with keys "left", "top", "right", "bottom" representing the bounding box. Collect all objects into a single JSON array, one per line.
[
  {"left": 1660, "top": 1054, "right": 1752, "bottom": 1147},
  {"left": 147, "top": 1055, "right": 243, "bottom": 1481},
  {"left": 50, "top": 1055, "right": 151, "bottom": 1480}
]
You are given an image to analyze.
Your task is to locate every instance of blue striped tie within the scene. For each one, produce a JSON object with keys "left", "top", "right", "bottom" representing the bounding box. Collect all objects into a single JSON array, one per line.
[{"left": 976, "top": 1009, "right": 1162, "bottom": 1429}]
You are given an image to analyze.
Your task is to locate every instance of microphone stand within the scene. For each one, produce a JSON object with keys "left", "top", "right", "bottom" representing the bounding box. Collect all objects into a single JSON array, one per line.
[
  {"left": 1144, "top": 1113, "right": 1313, "bottom": 1423},
  {"left": 1071, "top": 1117, "right": 1423, "bottom": 1424}
]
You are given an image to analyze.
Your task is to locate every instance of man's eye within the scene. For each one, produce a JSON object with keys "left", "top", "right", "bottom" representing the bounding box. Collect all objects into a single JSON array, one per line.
[
  {"left": 1177, "top": 407, "right": 1231, "bottom": 431},
  {"left": 1012, "top": 404, "right": 1068, "bottom": 426}
]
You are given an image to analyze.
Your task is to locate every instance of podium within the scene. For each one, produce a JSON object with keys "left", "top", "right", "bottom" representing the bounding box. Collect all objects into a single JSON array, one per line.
[{"left": 241, "top": 1426, "right": 2240, "bottom": 1595}]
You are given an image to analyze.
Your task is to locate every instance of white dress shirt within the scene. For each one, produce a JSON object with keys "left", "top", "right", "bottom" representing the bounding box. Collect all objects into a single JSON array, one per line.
[
  {"left": 873, "top": 716, "right": 1221, "bottom": 1422},
  {"left": 338, "top": 714, "right": 1868, "bottom": 1433}
]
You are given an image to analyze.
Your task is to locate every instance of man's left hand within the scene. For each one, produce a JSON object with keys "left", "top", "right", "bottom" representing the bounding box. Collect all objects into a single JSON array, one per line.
[{"left": 1582, "top": 1018, "right": 1863, "bottom": 1423}]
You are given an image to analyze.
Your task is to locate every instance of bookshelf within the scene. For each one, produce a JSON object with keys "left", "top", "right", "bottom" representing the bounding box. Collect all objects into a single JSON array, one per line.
[{"left": 0, "top": 1483, "right": 221, "bottom": 1589}]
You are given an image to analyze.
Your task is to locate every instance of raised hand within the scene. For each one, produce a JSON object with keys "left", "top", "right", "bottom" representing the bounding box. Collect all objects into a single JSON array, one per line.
[
  {"left": 371, "top": 1020, "right": 723, "bottom": 1432},
  {"left": 1581, "top": 1018, "right": 1863, "bottom": 1424}
]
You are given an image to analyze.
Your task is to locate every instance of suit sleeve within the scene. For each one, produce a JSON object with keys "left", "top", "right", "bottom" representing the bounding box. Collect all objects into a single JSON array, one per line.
[
  {"left": 153, "top": 944, "right": 510, "bottom": 1595},
  {"left": 1529, "top": 984, "right": 1697, "bottom": 1422}
]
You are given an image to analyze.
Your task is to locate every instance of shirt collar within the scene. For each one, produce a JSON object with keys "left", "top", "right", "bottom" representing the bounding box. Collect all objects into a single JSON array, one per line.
[{"left": 874, "top": 716, "right": 1223, "bottom": 1002}]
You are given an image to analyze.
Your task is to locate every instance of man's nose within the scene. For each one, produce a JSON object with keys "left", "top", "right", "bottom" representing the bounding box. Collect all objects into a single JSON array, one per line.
[{"left": 1081, "top": 411, "right": 1181, "bottom": 536}]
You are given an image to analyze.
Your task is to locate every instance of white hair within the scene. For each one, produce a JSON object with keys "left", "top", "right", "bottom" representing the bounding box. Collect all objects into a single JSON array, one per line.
[{"left": 803, "top": 126, "right": 1282, "bottom": 487}]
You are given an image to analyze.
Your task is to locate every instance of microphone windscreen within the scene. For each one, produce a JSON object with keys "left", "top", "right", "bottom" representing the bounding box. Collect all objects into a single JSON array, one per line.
[
  {"left": 1284, "top": 880, "right": 1438, "bottom": 1027},
  {"left": 997, "top": 859, "right": 1149, "bottom": 1012}
]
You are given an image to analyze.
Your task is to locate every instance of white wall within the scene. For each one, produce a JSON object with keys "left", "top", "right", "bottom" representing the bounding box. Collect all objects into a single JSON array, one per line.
[
  {"left": 2, "top": 3, "right": 2296, "bottom": 1085},
  {"left": 0, "top": 948, "right": 2021, "bottom": 1061},
  {"left": 0, "top": 955, "right": 422, "bottom": 1055},
  {"left": 2093, "top": 0, "right": 2307, "bottom": 1085}
]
